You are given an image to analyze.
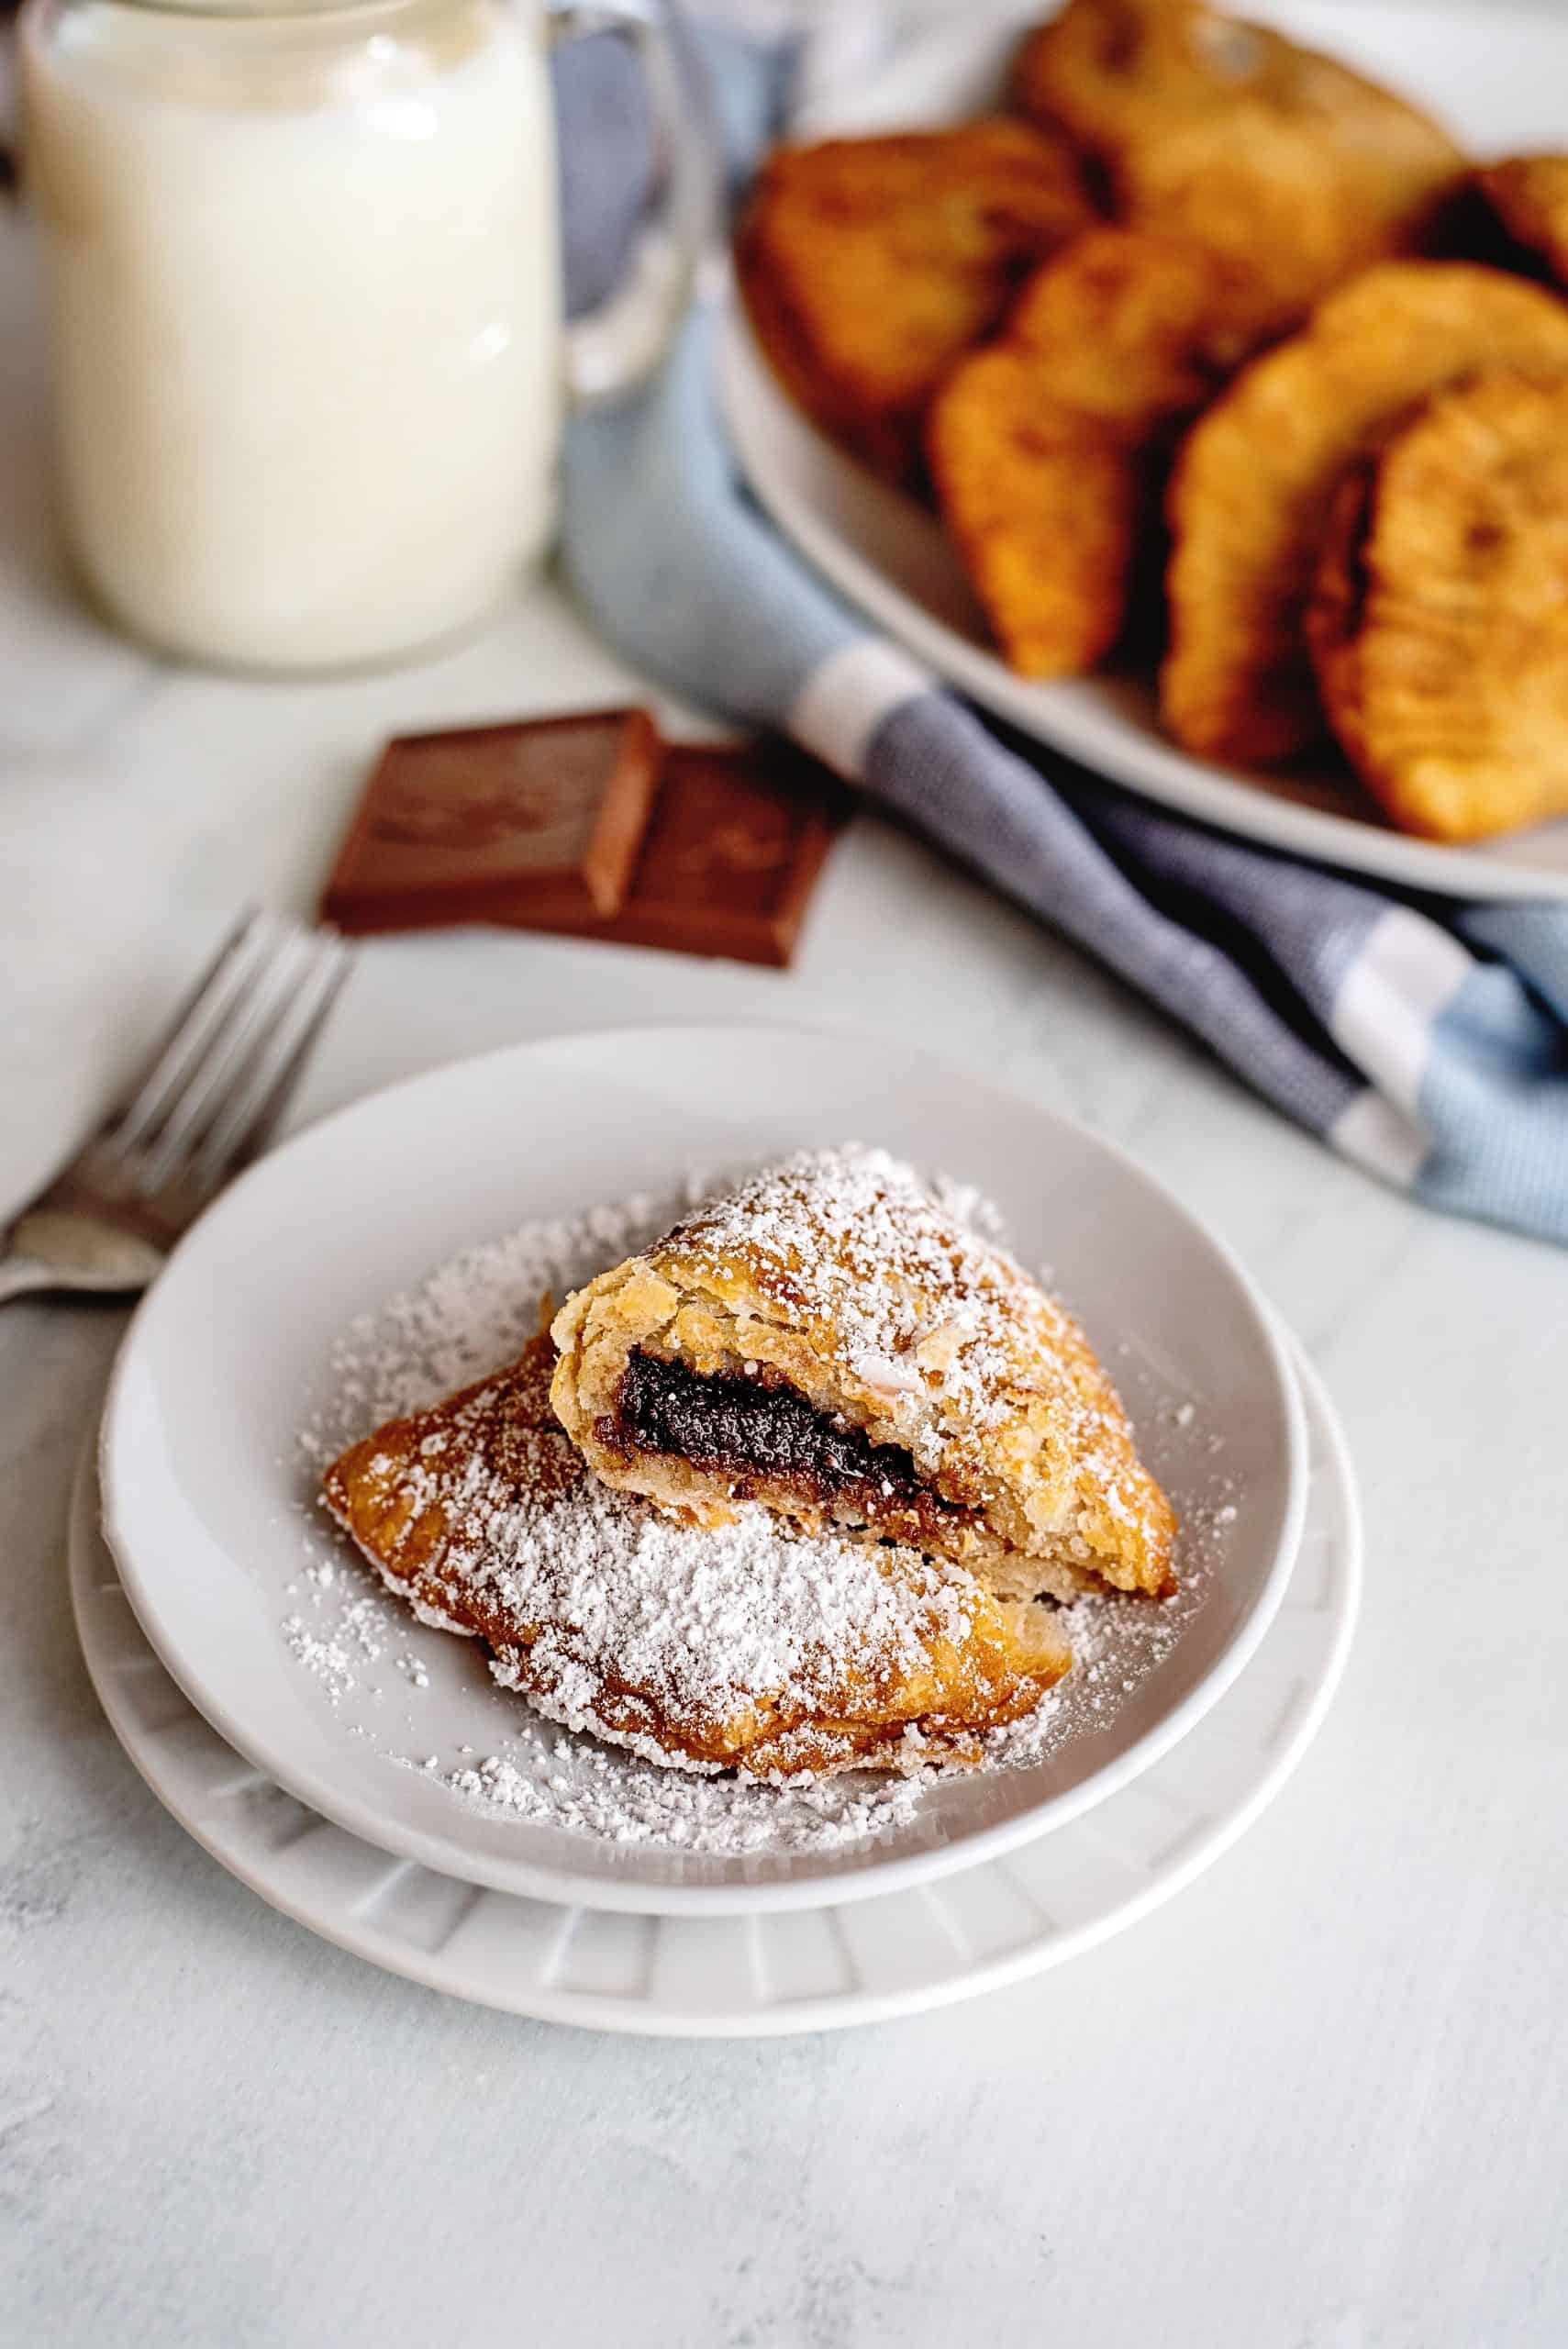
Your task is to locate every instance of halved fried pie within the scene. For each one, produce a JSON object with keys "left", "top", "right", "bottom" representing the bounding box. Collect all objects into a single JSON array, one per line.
[
  {"left": 550, "top": 1147, "right": 1175, "bottom": 1605},
  {"left": 321, "top": 1336, "right": 1069, "bottom": 1781}
]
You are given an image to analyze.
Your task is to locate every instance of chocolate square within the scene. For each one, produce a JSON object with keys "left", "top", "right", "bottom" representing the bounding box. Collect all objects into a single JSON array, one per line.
[
  {"left": 321, "top": 707, "right": 660, "bottom": 934},
  {"left": 575, "top": 740, "right": 847, "bottom": 967}
]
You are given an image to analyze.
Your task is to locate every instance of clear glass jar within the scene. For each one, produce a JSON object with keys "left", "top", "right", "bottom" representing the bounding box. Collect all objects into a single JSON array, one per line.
[{"left": 18, "top": 0, "right": 708, "bottom": 672}]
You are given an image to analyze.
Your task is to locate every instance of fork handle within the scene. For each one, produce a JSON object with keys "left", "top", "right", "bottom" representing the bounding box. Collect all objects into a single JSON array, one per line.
[
  {"left": 1, "top": 1208, "right": 166, "bottom": 1302},
  {"left": 0, "top": 1248, "right": 154, "bottom": 1303},
  {"left": 0, "top": 1253, "right": 63, "bottom": 1305}
]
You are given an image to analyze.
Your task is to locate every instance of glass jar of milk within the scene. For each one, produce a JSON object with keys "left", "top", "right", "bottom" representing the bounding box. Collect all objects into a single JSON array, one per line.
[{"left": 18, "top": 0, "right": 710, "bottom": 671}]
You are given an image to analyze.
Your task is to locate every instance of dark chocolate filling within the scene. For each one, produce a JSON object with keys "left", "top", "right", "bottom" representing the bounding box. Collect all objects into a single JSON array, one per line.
[{"left": 611, "top": 1348, "right": 935, "bottom": 1511}]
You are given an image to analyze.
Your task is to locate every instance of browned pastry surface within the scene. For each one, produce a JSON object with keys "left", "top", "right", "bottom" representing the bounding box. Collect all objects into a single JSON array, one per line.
[
  {"left": 1162, "top": 262, "right": 1568, "bottom": 763},
  {"left": 735, "top": 121, "right": 1095, "bottom": 483},
  {"left": 1015, "top": 0, "right": 1464, "bottom": 339},
  {"left": 1307, "top": 372, "right": 1568, "bottom": 843},
  {"left": 1482, "top": 156, "right": 1568, "bottom": 285},
  {"left": 322, "top": 1337, "right": 1069, "bottom": 1780},
  {"left": 928, "top": 227, "right": 1255, "bottom": 676},
  {"left": 550, "top": 1147, "right": 1175, "bottom": 1605}
]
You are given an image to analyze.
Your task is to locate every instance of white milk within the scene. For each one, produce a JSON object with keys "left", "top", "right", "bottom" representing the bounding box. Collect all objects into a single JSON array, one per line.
[{"left": 21, "top": 0, "right": 562, "bottom": 670}]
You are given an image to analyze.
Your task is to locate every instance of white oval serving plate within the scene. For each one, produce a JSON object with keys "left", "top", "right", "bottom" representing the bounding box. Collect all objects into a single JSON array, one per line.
[
  {"left": 719, "top": 0, "right": 1568, "bottom": 904},
  {"left": 99, "top": 1023, "right": 1306, "bottom": 1914},
  {"left": 75, "top": 1337, "right": 1357, "bottom": 2034}
]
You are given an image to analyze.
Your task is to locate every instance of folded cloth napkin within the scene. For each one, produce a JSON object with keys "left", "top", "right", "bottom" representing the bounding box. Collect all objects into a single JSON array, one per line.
[{"left": 554, "top": 17, "right": 1568, "bottom": 1248}]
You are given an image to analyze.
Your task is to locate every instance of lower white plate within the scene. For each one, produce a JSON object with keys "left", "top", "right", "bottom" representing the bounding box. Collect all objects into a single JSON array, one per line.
[
  {"left": 720, "top": 0, "right": 1568, "bottom": 903},
  {"left": 71, "top": 1337, "right": 1360, "bottom": 2038},
  {"left": 96, "top": 1025, "right": 1304, "bottom": 1916}
]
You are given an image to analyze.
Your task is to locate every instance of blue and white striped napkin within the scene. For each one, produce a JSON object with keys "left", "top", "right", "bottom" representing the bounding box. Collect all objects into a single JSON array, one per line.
[{"left": 556, "top": 20, "right": 1568, "bottom": 1248}]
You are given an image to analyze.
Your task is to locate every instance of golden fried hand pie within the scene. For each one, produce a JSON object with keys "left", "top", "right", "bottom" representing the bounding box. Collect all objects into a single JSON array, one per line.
[
  {"left": 1481, "top": 155, "right": 1568, "bottom": 285},
  {"left": 1015, "top": 0, "right": 1464, "bottom": 339},
  {"left": 1162, "top": 263, "right": 1568, "bottom": 763},
  {"left": 927, "top": 347, "right": 1140, "bottom": 679},
  {"left": 1307, "top": 372, "right": 1568, "bottom": 843},
  {"left": 550, "top": 1146, "right": 1175, "bottom": 1606},
  {"left": 735, "top": 122, "right": 1094, "bottom": 482},
  {"left": 928, "top": 228, "right": 1253, "bottom": 675},
  {"left": 1003, "top": 224, "right": 1258, "bottom": 419},
  {"left": 322, "top": 1337, "right": 1068, "bottom": 1780}
]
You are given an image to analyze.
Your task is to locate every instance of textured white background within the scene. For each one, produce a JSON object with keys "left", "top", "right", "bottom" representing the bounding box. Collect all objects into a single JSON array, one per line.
[{"left": 3, "top": 8, "right": 1566, "bottom": 2345}]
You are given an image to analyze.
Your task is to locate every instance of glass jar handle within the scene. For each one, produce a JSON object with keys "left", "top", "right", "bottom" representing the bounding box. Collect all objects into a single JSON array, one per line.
[{"left": 547, "top": 0, "right": 718, "bottom": 408}]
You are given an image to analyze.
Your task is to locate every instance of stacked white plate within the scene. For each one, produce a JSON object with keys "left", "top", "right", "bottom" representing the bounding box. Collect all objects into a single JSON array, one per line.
[{"left": 82, "top": 1026, "right": 1361, "bottom": 2036}]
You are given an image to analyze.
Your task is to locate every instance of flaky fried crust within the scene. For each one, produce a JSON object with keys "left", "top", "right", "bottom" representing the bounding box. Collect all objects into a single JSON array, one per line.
[
  {"left": 1003, "top": 226, "right": 1259, "bottom": 418},
  {"left": 927, "top": 346, "right": 1141, "bottom": 677},
  {"left": 927, "top": 228, "right": 1254, "bottom": 675},
  {"left": 1307, "top": 372, "right": 1568, "bottom": 843},
  {"left": 1015, "top": 0, "right": 1464, "bottom": 339},
  {"left": 1482, "top": 155, "right": 1568, "bottom": 285},
  {"left": 321, "top": 1338, "right": 1068, "bottom": 1781},
  {"left": 550, "top": 1148, "right": 1175, "bottom": 1604},
  {"left": 1162, "top": 263, "right": 1568, "bottom": 763},
  {"left": 1304, "top": 460, "right": 1379, "bottom": 789},
  {"left": 734, "top": 122, "right": 1094, "bottom": 483}
]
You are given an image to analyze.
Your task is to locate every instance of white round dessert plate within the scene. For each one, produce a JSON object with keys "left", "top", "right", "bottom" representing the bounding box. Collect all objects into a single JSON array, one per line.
[
  {"left": 99, "top": 1023, "right": 1306, "bottom": 1915},
  {"left": 73, "top": 1338, "right": 1359, "bottom": 2036},
  {"left": 719, "top": 0, "right": 1568, "bottom": 905}
]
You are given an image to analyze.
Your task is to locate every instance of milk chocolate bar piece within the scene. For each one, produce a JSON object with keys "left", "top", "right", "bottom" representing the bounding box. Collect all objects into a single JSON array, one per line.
[
  {"left": 320, "top": 707, "right": 660, "bottom": 934},
  {"left": 548, "top": 740, "right": 847, "bottom": 968}
]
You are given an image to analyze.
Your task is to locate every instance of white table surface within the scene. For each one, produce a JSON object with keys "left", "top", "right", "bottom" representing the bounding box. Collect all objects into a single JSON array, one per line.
[{"left": 2, "top": 190, "right": 1565, "bottom": 2349}]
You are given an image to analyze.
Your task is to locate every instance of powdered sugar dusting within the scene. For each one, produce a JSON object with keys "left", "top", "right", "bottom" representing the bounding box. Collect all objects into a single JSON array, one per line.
[
  {"left": 438, "top": 1735, "right": 932, "bottom": 1853},
  {"left": 665, "top": 1149, "right": 1046, "bottom": 1409},
  {"left": 326, "top": 1339, "right": 1014, "bottom": 1780},
  {"left": 636, "top": 1147, "right": 1170, "bottom": 1580},
  {"left": 293, "top": 1172, "right": 1230, "bottom": 1858}
]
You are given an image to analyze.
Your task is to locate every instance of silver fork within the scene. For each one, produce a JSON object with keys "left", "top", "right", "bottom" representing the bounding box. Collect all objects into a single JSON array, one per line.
[{"left": 1, "top": 910, "right": 351, "bottom": 1305}]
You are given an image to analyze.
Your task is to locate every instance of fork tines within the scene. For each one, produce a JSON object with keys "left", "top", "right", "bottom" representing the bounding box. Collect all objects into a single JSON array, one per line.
[{"left": 107, "top": 910, "right": 350, "bottom": 1201}]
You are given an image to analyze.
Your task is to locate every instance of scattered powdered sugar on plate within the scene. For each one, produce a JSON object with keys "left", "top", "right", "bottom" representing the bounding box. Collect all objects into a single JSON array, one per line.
[
  {"left": 282, "top": 1583, "right": 401, "bottom": 1703},
  {"left": 326, "top": 1338, "right": 1005, "bottom": 1782},
  {"left": 435, "top": 1729, "right": 933, "bottom": 1854},
  {"left": 298, "top": 1185, "right": 682, "bottom": 1466},
  {"left": 290, "top": 1168, "right": 1237, "bottom": 1858}
]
